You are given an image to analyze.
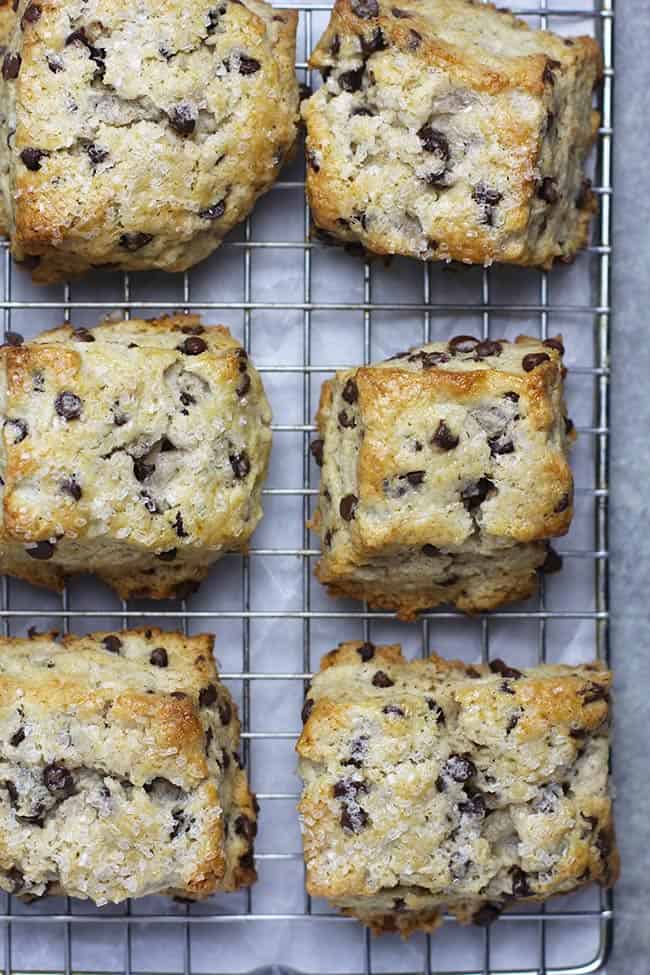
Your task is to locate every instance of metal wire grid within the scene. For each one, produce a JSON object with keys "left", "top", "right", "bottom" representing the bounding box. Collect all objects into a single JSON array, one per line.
[{"left": 0, "top": 0, "right": 613, "bottom": 972}]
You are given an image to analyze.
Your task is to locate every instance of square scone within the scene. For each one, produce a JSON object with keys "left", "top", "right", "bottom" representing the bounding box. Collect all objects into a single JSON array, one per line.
[
  {"left": 0, "top": 315, "right": 272, "bottom": 599},
  {"left": 297, "top": 642, "right": 618, "bottom": 936},
  {"left": 310, "top": 335, "right": 574, "bottom": 620},
  {"left": 0, "top": 629, "right": 257, "bottom": 903},
  {"left": 303, "top": 0, "right": 602, "bottom": 268},
  {"left": 0, "top": 0, "right": 298, "bottom": 282}
]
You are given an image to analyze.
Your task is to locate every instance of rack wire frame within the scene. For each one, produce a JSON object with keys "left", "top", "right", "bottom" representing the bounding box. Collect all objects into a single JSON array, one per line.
[{"left": 0, "top": 0, "right": 614, "bottom": 972}]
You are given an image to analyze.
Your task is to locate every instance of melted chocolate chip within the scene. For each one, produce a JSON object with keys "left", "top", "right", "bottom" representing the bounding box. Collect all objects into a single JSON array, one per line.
[
  {"left": 576, "top": 178, "right": 592, "bottom": 210},
  {"left": 339, "top": 494, "right": 358, "bottom": 521},
  {"left": 5, "top": 417, "right": 28, "bottom": 443},
  {"left": 87, "top": 143, "right": 108, "bottom": 165},
  {"left": 448, "top": 335, "right": 479, "bottom": 355},
  {"left": 119, "top": 232, "right": 153, "bottom": 251},
  {"left": 55, "top": 391, "right": 82, "bottom": 420},
  {"left": 342, "top": 378, "right": 359, "bottom": 404},
  {"left": 511, "top": 866, "right": 532, "bottom": 898},
  {"left": 2, "top": 53, "right": 21, "bottom": 80},
  {"left": 102, "top": 635, "right": 122, "bottom": 654},
  {"left": 432, "top": 419, "right": 459, "bottom": 450},
  {"left": 472, "top": 903, "right": 502, "bottom": 926},
  {"left": 47, "top": 54, "right": 64, "bottom": 73},
  {"left": 338, "top": 409, "right": 356, "bottom": 429},
  {"left": 541, "top": 546, "right": 563, "bottom": 574},
  {"left": 372, "top": 670, "right": 394, "bottom": 688},
  {"left": 504, "top": 391, "right": 520, "bottom": 403},
  {"left": 43, "top": 763, "right": 74, "bottom": 797},
  {"left": 234, "top": 814, "right": 257, "bottom": 842},
  {"left": 179, "top": 336, "right": 207, "bottom": 355},
  {"left": 489, "top": 435, "right": 514, "bottom": 456},
  {"left": 199, "top": 684, "right": 218, "bottom": 708},
  {"left": 409, "top": 350, "right": 451, "bottom": 368},
  {"left": 522, "top": 352, "right": 550, "bottom": 372},
  {"left": 310, "top": 439, "right": 324, "bottom": 466},
  {"left": 150, "top": 647, "right": 168, "bottom": 668},
  {"left": 333, "top": 778, "right": 368, "bottom": 799},
  {"left": 306, "top": 149, "right": 320, "bottom": 172},
  {"left": 461, "top": 477, "right": 495, "bottom": 510},
  {"left": 218, "top": 698, "right": 232, "bottom": 726},
  {"left": 168, "top": 103, "right": 196, "bottom": 136},
  {"left": 21, "top": 3, "right": 41, "bottom": 25},
  {"left": 199, "top": 199, "right": 226, "bottom": 220},
  {"left": 422, "top": 544, "right": 439, "bottom": 558},
  {"left": 350, "top": 0, "right": 379, "bottom": 17},
  {"left": 339, "top": 67, "right": 364, "bottom": 92},
  {"left": 401, "top": 469, "right": 425, "bottom": 487},
  {"left": 20, "top": 147, "right": 47, "bottom": 171},
  {"left": 458, "top": 793, "right": 486, "bottom": 817},
  {"left": 417, "top": 126, "right": 450, "bottom": 160},
  {"left": 472, "top": 184, "right": 503, "bottom": 226},
  {"left": 442, "top": 754, "right": 476, "bottom": 782},
  {"left": 3, "top": 331, "right": 23, "bottom": 347},
  {"left": 73, "top": 328, "right": 95, "bottom": 342},
  {"left": 140, "top": 492, "right": 160, "bottom": 514},
  {"left": 407, "top": 28, "right": 421, "bottom": 49},
  {"left": 361, "top": 27, "right": 386, "bottom": 54},
  {"left": 543, "top": 336, "right": 565, "bottom": 355},
  {"left": 301, "top": 698, "right": 314, "bottom": 724},
  {"left": 229, "top": 451, "right": 250, "bottom": 479},
  {"left": 489, "top": 659, "right": 523, "bottom": 680},
  {"left": 357, "top": 642, "right": 375, "bottom": 662},
  {"left": 238, "top": 55, "right": 261, "bottom": 75},
  {"left": 506, "top": 712, "right": 520, "bottom": 734},
  {"left": 341, "top": 735, "right": 368, "bottom": 768},
  {"left": 554, "top": 493, "right": 570, "bottom": 513},
  {"left": 26, "top": 541, "right": 55, "bottom": 560},
  {"left": 580, "top": 682, "right": 609, "bottom": 705},
  {"left": 340, "top": 805, "right": 369, "bottom": 832},
  {"left": 174, "top": 511, "right": 188, "bottom": 538},
  {"left": 236, "top": 373, "right": 251, "bottom": 398},
  {"left": 538, "top": 176, "right": 559, "bottom": 204},
  {"left": 543, "top": 58, "right": 561, "bottom": 85},
  {"left": 475, "top": 339, "right": 503, "bottom": 358},
  {"left": 9, "top": 728, "right": 25, "bottom": 747},
  {"left": 61, "top": 477, "right": 82, "bottom": 501},
  {"left": 426, "top": 699, "right": 445, "bottom": 724},
  {"left": 383, "top": 704, "right": 405, "bottom": 717},
  {"left": 156, "top": 548, "right": 177, "bottom": 562}
]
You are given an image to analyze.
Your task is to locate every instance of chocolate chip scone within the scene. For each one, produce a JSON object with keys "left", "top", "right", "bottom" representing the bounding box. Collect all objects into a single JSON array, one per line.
[
  {"left": 310, "top": 334, "right": 574, "bottom": 620},
  {"left": 0, "top": 314, "right": 272, "bottom": 599},
  {"left": 303, "top": 0, "right": 602, "bottom": 268},
  {"left": 0, "top": 0, "right": 298, "bottom": 283},
  {"left": 0, "top": 628, "right": 257, "bottom": 903},
  {"left": 298, "top": 641, "right": 618, "bottom": 937}
]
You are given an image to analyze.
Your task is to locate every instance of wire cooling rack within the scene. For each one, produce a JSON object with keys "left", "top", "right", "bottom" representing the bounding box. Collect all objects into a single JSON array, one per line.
[{"left": 0, "top": 0, "right": 614, "bottom": 972}]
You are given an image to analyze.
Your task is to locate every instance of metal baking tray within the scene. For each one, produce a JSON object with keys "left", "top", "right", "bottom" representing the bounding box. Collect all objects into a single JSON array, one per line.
[{"left": 0, "top": 0, "right": 614, "bottom": 972}]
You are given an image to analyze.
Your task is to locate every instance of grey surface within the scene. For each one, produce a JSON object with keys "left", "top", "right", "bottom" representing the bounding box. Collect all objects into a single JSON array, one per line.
[{"left": 609, "top": 2, "right": 650, "bottom": 971}]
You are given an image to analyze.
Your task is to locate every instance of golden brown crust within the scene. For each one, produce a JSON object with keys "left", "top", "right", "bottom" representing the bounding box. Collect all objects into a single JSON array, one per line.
[
  {"left": 297, "top": 641, "right": 618, "bottom": 936},
  {"left": 0, "top": 628, "right": 257, "bottom": 902},
  {"left": 303, "top": 0, "right": 602, "bottom": 268},
  {"left": 0, "top": 314, "right": 272, "bottom": 600},
  {"left": 310, "top": 335, "right": 574, "bottom": 619}
]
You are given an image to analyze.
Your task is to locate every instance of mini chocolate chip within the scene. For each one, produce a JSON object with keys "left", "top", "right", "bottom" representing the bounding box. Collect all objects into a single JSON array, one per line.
[
  {"left": 156, "top": 548, "right": 177, "bottom": 562},
  {"left": 580, "top": 682, "right": 609, "bottom": 705},
  {"left": 443, "top": 754, "right": 476, "bottom": 782},
  {"left": 426, "top": 699, "right": 445, "bottom": 724},
  {"left": 543, "top": 336, "right": 565, "bottom": 355},
  {"left": 543, "top": 58, "right": 561, "bottom": 84},
  {"left": 511, "top": 866, "right": 532, "bottom": 898},
  {"left": 73, "top": 328, "right": 95, "bottom": 342},
  {"left": 351, "top": 106, "right": 374, "bottom": 117},
  {"left": 350, "top": 0, "right": 378, "bottom": 17},
  {"left": 47, "top": 54, "right": 64, "bottom": 73},
  {"left": 383, "top": 704, "right": 405, "bottom": 717},
  {"left": 174, "top": 511, "right": 188, "bottom": 537},
  {"left": 361, "top": 27, "right": 386, "bottom": 54},
  {"left": 119, "top": 232, "right": 153, "bottom": 251},
  {"left": 218, "top": 698, "right": 232, "bottom": 725},
  {"left": 372, "top": 670, "right": 394, "bottom": 688},
  {"left": 9, "top": 728, "right": 25, "bottom": 747},
  {"left": 432, "top": 419, "right": 459, "bottom": 450},
  {"left": 333, "top": 778, "right": 368, "bottom": 799},
  {"left": 301, "top": 698, "right": 314, "bottom": 724},
  {"left": 5, "top": 417, "right": 28, "bottom": 443},
  {"left": 310, "top": 439, "right": 324, "bottom": 466},
  {"left": 169, "top": 103, "right": 196, "bottom": 136},
  {"left": 461, "top": 477, "right": 495, "bottom": 510},
  {"left": 179, "top": 391, "right": 195, "bottom": 408},
  {"left": 340, "top": 805, "right": 369, "bottom": 832},
  {"left": 179, "top": 336, "right": 207, "bottom": 355},
  {"left": 169, "top": 809, "right": 186, "bottom": 840},
  {"left": 472, "top": 184, "right": 502, "bottom": 207},
  {"left": 504, "top": 391, "right": 520, "bottom": 403},
  {"left": 472, "top": 903, "right": 503, "bottom": 927},
  {"left": 26, "top": 541, "right": 55, "bottom": 560},
  {"left": 2, "top": 53, "right": 21, "bottom": 80},
  {"left": 569, "top": 727, "right": 587, "bottom": 739},
  {"left": 576, "top": 178, "right": 592, "bottom": 210},
  {"left": 596, "top": 829, "right": 612, "bottom": 861},
  {"left": 554, "top": 493, "right": 570, "bottom": 513},
  {"left": 421, "top": 544, "right": 440, "bottom": 558},
  {"left": 229, "top": 451, "right": 250, "bottom": 479},
  {"left": 61, "top": 477, "right": 82, "bottom": 501},
  {"left": 417, "top": 126, "right": 450, "bottom": 160},
  {"left": 238, "top": 55, "right": 261, "bottom": 75},
  {"left": 20, "top": 147, "right": 47, "bottom": 171},
  {"left": 339, "top": 67, "right": 364, "bottom": 92},
  {"left": 339, "top": 494, "right": 358, "bottom": 520},
  {"left": 538, "top": 176, "right": 559, "bottom": 204},
  {"left": 102, "top": 635, "right": 122, "bottom": 654},
  {"left": 239, "top": 850, "right": 255, "bottom": 870},
  {"left": 435, "top": 775, "right": 446, "bottom": 792},
  {"left": 160, "top": 436, "right": 175, "bottom": 452},
  {"left": 357, "top": 642, "right": 375, "bottom": 662},
  {"left": 150, "top": 647, "right": 168, "bottom": 668},
  {"left": 489, "top": 435, "right": 514, "bottom": 456},
  {"left": 86, "top": 143, "right": 108, "bottom": 165},
  {"left": 21, "top": 3, "right": 41, "bottom": 25},
  {"left": 43, "top": 762, "right": 74, "bottom": 797},
  {"left": 236, "top": 372, "right": 251, "bottom": 398},
  {"left": 400, "top": 470, "right": 425, "bottom": 487},
  {"left": 500, "top": 681, "right": 515, "bottom": 695},
  {"left": 458, "top": 793, "right": 486, "bottom": 817},
  {"left": 489, "top": 659, "right": 523, "bottom": 680},
  {"left": 199, "top": 684, "right": 218, "bottom": 708},
  {"left": 338, "top": 410, "right": 356, "bottom": 429},
  {"left": 475, "top": 339, "right": 503, "bottom": 358},
  {"left": 199, "top": 199, "right": 226, "bottom": 220},
  {"left": 133, "top": 458, "right": 155, "bottom": 482},
  {"left": 342, "top": 378, "right": 359, "bottom": 404},
  {"left": 448, "top": 335, "right": 479, "bottom": 355},
  {"left": 542, "top": 547, "right": 563, "bottom": 574},
  {"left": 506, "top": 712, "right": 520, "bottom": 734},
  {"left": 522, "top": 351, "right": 551, "bottom": 372},
  {"left": 234, "top": 814, "right": 256, "bottom": 842},
  {"left": 3, "top": 331, "right": 23, "bottom": 346},
  {"left": 410, "top": 350, "right": 451, "bottom": 368}
]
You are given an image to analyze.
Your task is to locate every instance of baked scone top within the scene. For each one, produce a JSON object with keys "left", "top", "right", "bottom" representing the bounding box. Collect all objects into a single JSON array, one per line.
[
  {"left": 0, "top": 0, "right": 298, "bottom": 280},
  {"left": 312, "top": 335, "right": 573, "bottom": 556},
  {"left": 303, "top": 0, "right": 602, "bottom": 267},
  {"left": 298, "top": 642, "right": 617, "bottom": 916},
  {"left": 0, "top": 314, "right": 272, "bottom": 555}
]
